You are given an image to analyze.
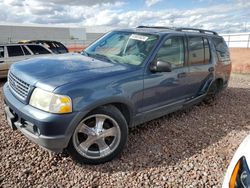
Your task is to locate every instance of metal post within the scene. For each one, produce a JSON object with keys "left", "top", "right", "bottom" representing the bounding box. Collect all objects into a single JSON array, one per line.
[{"left": 247, "top": 34, "right": 250, "bottom": 48}]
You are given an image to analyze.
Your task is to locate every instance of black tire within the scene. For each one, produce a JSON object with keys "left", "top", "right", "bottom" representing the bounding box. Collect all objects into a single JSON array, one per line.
[
  {"left": 203, "top": 81, "right": 219, "bottom": 104},
  {"left": 67, "top": 105, "right": 128, "bottom": 165}
]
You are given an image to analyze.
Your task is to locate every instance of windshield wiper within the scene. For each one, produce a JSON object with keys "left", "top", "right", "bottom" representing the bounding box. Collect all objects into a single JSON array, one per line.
[
  {"left": 82, "top": 51, "right": 90, "bottom": 57},
  {"left": 82, "top": 51, "right": 117, "bottom": 64},
  {"left": 90, "top": 53, "right": 117, "bottom": 64}
]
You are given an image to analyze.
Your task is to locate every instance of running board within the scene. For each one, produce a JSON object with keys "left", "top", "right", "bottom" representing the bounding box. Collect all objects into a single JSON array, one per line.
[{"left": 183, "top": 94, "right": 206, "bottom": 108}]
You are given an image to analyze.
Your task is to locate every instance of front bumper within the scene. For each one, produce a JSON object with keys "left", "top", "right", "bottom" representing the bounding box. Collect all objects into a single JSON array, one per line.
[{"left": 3, "top": 83, "right": 82, "bottom": 153}]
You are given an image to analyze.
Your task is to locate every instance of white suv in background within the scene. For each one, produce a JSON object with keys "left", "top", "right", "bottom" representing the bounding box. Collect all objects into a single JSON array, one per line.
[
  {"left": 223, "top": 134, "right": 250, "bottom": 188},
  {"left": 0, "top": 43, "right": 53, "bottom": 78}
]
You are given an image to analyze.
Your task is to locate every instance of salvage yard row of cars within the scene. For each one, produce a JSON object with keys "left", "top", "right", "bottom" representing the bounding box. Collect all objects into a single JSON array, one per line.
[
  {"left": 0, "top": 26, "right": 249, "bottom": 188},
  {"left": 0, "top": 40, "right": 68, "bottom": 78}
]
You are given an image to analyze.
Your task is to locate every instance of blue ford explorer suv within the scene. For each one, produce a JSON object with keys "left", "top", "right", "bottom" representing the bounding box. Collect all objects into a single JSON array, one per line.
[{"left": 3, "top": 26, "right": 231, "bottom": 164}]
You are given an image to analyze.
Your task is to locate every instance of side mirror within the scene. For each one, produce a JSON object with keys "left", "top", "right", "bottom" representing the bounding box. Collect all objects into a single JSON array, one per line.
[{"left": 150, "top": 60, "right": 172, "bottom": 72}]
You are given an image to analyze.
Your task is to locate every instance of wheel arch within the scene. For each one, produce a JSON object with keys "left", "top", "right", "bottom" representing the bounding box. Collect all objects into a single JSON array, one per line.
[
  {"left": 207, "top": 77, "right": 224, "bottom": 92},
  {"left": 80, "top": 96, "right": 134, "bottom": 126}
]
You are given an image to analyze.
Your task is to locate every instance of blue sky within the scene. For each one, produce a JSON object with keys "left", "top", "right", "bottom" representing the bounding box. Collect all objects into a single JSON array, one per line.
[{"left": 0, "top": 0, "right": 249, "bottom": 33}]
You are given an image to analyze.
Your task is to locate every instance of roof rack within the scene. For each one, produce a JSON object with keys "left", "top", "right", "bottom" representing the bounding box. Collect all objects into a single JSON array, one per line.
[
  {"left": 137, "top": 26, "right": 175, "bottom": 30},
  {"left": 175, "top": 27, "right": 218, "bottom": 35},
  {"left": 136, "top": 26, "right": 218, "bottom": 35}
]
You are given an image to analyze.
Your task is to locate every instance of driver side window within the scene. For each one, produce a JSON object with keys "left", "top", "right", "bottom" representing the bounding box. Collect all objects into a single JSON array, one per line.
[{"left": 156, "top": 36, "right": 184, "bottom": 69}]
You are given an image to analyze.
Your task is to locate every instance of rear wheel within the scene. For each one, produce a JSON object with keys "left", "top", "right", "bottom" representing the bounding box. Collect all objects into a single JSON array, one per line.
[
  {"left": 67, "top": 106, "right": 128, "bottom": 164},
  {"left": 204, "top": 81, "right": 220, "bottom": 104}
]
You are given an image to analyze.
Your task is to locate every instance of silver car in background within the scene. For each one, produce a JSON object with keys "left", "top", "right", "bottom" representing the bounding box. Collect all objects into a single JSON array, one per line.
[{"left": 0, "top": 43, "right": 53, "bottom": 78}]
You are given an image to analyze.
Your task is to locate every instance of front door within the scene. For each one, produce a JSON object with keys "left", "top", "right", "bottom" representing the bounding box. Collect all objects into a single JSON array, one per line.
[{"left": 142, "top": 35, "right": 190, "bottom": 113}]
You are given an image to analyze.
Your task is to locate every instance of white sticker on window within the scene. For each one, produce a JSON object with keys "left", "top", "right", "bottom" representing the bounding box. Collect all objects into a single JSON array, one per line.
[{"left": 129, "top": 34, "right": 148, "bottom": 42}]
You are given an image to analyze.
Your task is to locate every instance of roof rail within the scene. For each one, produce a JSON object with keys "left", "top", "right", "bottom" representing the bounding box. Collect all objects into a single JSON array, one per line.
[
  {"left": 175, "top": 27, "right": 218, "bottom": 35},
  {"left": 137, "top": 26, "right": 174, "bottom": 30},
  {"left": 136, "top": 26, "right": 218, "bottom": 35}
]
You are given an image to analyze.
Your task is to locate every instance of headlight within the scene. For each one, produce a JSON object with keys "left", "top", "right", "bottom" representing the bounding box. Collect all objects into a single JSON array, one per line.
[
  {"left": 29, "top": 88, "right": 72, "bottom": 114},
  {"left": 229, "top": 156, "right": 250, "bottom": 188}
]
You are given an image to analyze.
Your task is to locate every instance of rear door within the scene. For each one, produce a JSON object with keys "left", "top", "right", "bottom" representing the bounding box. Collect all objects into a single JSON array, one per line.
[{"left": 185, "top": 35, "right": 214, "bottom": 97}]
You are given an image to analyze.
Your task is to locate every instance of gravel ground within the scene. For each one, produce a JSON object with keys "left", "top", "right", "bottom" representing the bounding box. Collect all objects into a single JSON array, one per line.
[{"left": 0, "top": 74, "right": 250, "bottom": 188}]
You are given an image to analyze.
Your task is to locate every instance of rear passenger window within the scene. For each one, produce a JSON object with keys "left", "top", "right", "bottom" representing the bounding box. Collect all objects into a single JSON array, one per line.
[
  {"left": 22, "top": 46, "right": 31, "bottom": 55},
  {"left": 188, "top": 37, "right": 204, "bottom": 65},
  {"left": 156, "top": 36, "right": 185, "bottom": 69},
  {"left": 0, "top": 46, "right": 4, "bottom": 58},
  {"left": 188, "top": 36, "right": 211, "bottom": 65},
  {"left": 28, "top": 45, "right": 51, "bottom": 55},
  {"left": 7, "top": 46, "right": 24, "bottom": 57}
]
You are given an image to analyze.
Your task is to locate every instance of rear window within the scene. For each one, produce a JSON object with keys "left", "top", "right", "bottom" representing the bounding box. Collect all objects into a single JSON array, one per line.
[
  {"left": 27, "top": 45, "right": 51, "bottom": 55},
  {"left": 47, "top": 42, "right": 68, "bottom": 53},
  {"left": 7, "top": 46, "right": 24, "bottom": 57},
  {"left": 0, "top": 46, "right": 4, "bottom": 58},
  {"left": 213, "top": 37, "right": 229, "bottom": 61}
]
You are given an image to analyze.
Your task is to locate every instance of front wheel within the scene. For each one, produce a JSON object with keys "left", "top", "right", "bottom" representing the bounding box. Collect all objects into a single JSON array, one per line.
[{"left": 67, "top": 106, "right": 128, "bottom": 164}]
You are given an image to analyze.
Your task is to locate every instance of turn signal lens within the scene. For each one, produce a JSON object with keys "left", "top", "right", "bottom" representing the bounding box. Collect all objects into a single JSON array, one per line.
[{"left": 229, "top": 160, "right": 241, "bottom": 188}]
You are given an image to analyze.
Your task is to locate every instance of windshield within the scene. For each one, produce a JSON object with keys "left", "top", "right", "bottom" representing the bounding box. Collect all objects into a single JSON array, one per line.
[{"left": 83, "top": 31, "right": 159, "bottom": 66}]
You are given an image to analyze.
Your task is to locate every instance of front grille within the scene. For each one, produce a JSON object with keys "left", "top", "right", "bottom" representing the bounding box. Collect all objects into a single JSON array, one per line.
[{"left": 8, "top": 72, "right": 30, "bottom": 101}]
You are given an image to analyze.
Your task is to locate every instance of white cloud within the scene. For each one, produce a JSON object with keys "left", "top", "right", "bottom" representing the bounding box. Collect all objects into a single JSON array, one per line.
[
  {"left": 0, "top": 0, "right": 249, "bottom": 33},
  {"left": 145, "top": 0, "right": 162, "bottom": 7}
]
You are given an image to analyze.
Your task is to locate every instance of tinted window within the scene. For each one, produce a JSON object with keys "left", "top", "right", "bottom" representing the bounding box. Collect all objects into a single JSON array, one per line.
[
  {"left": 48, "top": 42, "right": 68, "bottom": 54},
  {"left": 28, "top": 45, "right": 51, "bottom": 55},
  {"left": 7, "top": 46, "right": 24, "bottom": 57},
  {"left": 0, "top": 46, "right": 4, "bottom": 58},
  {"left": 213, "top": 37, "right": 229, "bottom": 61},
  {"left": 156, "top": 37, "right": 185, "bottom": 69},
  {"left": 204, "top": 38, "right": 210, "bottom": 64},
  {"left": 188, "top": 37, "right": 204, "bottom": 65},
  {"left": 213, "top": 37, "right": 228, "bottom": 53},
  {"left": 22, "top": 46, "right": 31, "bottom": 55},
  {"left": 54, "top": 42, "right": 68, "bottom": 53}
]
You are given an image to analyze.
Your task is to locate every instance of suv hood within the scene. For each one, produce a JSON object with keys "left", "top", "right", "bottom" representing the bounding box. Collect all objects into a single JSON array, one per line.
[{"left": 10, "top": 54, "right": 134, "bottom": 91}]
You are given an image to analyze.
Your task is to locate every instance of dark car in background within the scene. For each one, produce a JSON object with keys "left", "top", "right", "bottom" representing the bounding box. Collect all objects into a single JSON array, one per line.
[
  {"left": 19, "top": 40, "right": 68, "bottom": 54},
  {"left": 3, "top": 26, "right": 231, "bottom": 164},
  {"left": 0, "top": 43, "right": 53, "bottom": 78}
]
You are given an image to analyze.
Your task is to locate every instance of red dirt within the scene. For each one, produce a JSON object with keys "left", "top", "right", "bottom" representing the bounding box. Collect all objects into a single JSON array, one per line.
[
  {"left": 230, "top": 48, "right": 250, "bottom": 73},
  {"left": 67, "top": 44, "right": 85, "bottom": 53}
]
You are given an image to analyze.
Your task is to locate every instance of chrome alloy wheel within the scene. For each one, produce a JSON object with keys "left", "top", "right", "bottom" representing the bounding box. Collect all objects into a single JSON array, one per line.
[{"left": 72, "top": 114, "right": 121, "bottom": 159}]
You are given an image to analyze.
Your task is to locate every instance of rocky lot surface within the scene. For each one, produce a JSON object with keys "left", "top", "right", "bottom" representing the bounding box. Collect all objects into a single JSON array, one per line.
[{"left": 0, "top": 74, "right": 250, "bottom": 188}]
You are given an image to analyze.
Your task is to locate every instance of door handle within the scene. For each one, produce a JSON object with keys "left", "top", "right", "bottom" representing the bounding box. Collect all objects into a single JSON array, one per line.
[
  {"left": 208, "top": 67, "right": 215, "bottom": 72},
  {"left": 177, "top": 72, "right": 186, "bottom": 78}
]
